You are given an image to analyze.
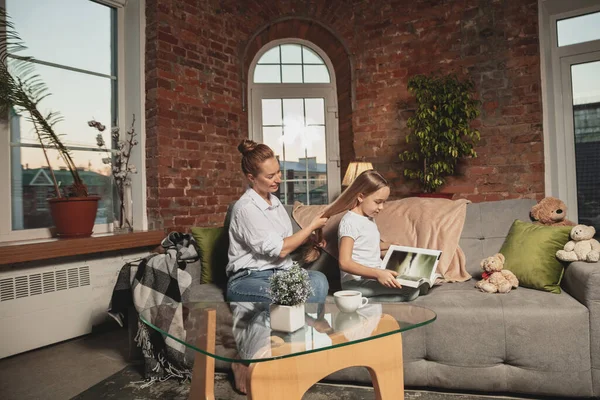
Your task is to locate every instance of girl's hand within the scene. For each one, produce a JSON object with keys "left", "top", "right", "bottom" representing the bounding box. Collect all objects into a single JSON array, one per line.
[
  {"left": 376, "top": 270, "right": 403, "bottom": 289},
  {"left": 309, "top": 213, "right": 329, "bottom": 230}
]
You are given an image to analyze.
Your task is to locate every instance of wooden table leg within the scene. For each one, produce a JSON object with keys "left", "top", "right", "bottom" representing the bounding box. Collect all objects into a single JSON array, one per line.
[
  {"left": 246, "top": 315, "right": 404, "bottom": 400},
  {"left": 188, "top": 308, "right": 216, "bottom": 400}
]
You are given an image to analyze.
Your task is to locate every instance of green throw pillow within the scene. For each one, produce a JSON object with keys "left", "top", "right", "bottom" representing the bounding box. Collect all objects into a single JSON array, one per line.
[
  {"left": 499, "top": 220, "right": 572, "bottom": 294},
  {"left": 190, "top": 226, "right": 229, "bottom": 285}
]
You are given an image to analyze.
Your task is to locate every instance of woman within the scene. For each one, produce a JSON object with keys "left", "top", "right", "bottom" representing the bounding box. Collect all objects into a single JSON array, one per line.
[
  {"left": 226, "top": 139, "right": 329, "bottom": 393},
  {"left": 226, "top": 139, "right": 329, "bottom": 302}
]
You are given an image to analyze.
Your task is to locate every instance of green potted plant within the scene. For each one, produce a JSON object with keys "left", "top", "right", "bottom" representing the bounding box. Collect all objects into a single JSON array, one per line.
[
  {"left": 0, "top": 10, "right": 99, "bottom": 237},
  {"left": 399, "top": 73, "right": 481, "bottom": 197},
  {"left": 269, "top": 265, "right": 314, "bottom": 333}
]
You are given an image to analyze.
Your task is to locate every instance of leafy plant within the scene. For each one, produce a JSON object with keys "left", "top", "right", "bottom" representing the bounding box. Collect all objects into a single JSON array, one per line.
[
  {"left": 269, "top": 265, "right": 314, "bottom": 306},
  {"left": 0, "top": 9, "right": 88, "bottom": 197},
  {"left": 400, "top": 74, "right": 481, "bottom": 193}
]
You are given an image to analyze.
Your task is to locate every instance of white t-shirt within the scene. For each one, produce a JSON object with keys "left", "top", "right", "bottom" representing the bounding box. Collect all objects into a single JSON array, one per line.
[
  {"left": 226, "top": 188, "right": 293, "bottom": 276},
  {"left": 338, "top": 211, "right": 382, "bottom": 282}
]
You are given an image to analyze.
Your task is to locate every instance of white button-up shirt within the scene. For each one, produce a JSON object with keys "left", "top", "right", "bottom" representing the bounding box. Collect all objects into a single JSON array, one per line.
[{"left": 226, "top": 188, "right": 294, "bottom": 276}]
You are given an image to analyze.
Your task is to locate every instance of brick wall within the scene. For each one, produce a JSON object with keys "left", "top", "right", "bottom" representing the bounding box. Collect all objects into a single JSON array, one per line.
[{"left": 145, "top": 0, "right": 543, "bottom": 230}]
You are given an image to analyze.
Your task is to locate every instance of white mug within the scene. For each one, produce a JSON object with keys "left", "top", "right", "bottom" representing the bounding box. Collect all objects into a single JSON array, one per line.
[{"left": 333, "top": 290, "right": 369, "bottom": 313}]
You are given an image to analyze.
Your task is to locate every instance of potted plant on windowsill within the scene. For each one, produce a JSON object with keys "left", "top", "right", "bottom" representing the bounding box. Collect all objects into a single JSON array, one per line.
[
  {"left": 399, "top": 73, "right": 481, "bottom": 198},
  {"left": 269, "top": 265, "right": 314, "bottom": 333},
  {"left": 0, "top": 10, "right": 99, "bottom": 238}
]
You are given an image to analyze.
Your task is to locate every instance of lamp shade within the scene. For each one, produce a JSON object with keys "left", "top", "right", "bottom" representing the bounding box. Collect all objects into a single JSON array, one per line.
[{"left": 342, "top": 161, "right": 374, "bottom": 186}]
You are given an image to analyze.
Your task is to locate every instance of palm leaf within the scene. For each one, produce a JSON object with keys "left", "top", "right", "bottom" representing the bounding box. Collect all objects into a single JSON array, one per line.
[{"left": 0, "top": 8, "right": 87, "bottom": 197}]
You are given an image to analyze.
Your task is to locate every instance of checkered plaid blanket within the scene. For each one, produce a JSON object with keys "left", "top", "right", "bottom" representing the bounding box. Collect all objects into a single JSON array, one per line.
[{"left": 108, "top": 232, "right": 199, "bottom": 384}]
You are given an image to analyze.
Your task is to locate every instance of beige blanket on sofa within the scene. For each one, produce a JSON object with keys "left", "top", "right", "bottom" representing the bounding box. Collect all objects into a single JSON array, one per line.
[{"left": 292, "top": 197, "right": 471, "bottom": 282}]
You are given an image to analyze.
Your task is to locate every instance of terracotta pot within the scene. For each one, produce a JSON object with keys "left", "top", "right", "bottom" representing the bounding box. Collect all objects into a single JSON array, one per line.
[
  {"left": 413, "top": 192, "right": 454, "bottom": 199},
  {"left": 48, "top": 196, "right": 100, "bottom": 238}
]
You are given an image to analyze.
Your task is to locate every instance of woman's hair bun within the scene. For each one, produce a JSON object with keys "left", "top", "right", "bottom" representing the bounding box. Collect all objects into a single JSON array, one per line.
[{"left": 238, "top": 139, "right": 258, "bottom": 156}]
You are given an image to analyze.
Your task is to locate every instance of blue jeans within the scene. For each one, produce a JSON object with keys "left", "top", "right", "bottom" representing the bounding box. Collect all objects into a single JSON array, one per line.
[{"left": 226, "top": 268, "right": 329, "bottom": 303}]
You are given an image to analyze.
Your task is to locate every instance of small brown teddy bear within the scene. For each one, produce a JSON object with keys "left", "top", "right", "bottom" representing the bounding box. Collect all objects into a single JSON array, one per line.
[
  {"left": 530, "top": 197, "right": 576, "bottom": 227},
  {"left": 475, "top": 253, "right": 519, "bottom": 294}
]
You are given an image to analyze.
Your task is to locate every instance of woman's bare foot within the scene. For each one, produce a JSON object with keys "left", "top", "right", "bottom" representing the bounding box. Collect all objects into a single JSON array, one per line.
[{"left": 231, "top": 362, "right": 249, "bottom": 394}]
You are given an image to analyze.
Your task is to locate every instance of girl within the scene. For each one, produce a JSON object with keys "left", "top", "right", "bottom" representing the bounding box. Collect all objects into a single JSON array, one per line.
[{"left": 306, "top": 169, "right": 419, "bottom": 302}]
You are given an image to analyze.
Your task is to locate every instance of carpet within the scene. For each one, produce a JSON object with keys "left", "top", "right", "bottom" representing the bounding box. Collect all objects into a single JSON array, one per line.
[{"left": 71, "top": 364, "right": 559, "bottom": 400}]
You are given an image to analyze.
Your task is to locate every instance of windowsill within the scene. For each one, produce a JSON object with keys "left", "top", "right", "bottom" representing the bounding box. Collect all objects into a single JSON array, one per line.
[{"left": 0, "top": 230, "right": 165, "bottom": 266}]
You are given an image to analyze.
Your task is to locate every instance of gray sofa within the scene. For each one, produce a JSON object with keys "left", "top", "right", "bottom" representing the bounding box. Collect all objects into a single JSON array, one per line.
[{"left": 140, "top": 199, "right": 600, "bottom": 398}]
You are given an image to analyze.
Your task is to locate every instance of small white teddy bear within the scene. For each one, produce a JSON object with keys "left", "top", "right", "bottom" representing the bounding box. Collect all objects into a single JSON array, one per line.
[{"left": 556, "top": 224, "right": 600, "bottom": 263}]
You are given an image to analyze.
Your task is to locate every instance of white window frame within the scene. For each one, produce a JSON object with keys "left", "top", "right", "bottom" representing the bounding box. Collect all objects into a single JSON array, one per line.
[
  {"left": 248, "top": 39, "right": 341, "bottom": 203},
  {"left": 539, "top": 0, "right": 600, "bottom": 222},
  {"left": 0, "top": 0, "right": 147, "bottom": 242}
]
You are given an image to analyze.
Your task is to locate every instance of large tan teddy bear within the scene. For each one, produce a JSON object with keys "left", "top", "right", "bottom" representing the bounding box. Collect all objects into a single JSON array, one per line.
[
  {"left": 475, "top": 253, "right": 519, "bottom": 294},
  {"left": 530, "top": 197, "right": 576, "bottom": 227},
  {"left": 556, "top": 225, "right": 600, "bottom": 263}
]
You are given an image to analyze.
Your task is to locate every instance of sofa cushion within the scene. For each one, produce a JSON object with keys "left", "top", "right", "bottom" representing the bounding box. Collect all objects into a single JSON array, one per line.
[
  {"left": 499, "top": 220, "right": 572, "bottom": 294},
  {"left": 190, "top": 226, "right": 229, "bottom": 285},
  {"left": 403, "top": 286, "right": 593, "bottom": 397},
  {"left": 460, "top": 199, "right": 536, "bottom": 277}
]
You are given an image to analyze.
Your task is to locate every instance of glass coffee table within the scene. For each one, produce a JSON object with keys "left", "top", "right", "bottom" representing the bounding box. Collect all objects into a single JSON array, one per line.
[{"left": 140, "top": 302, "right": 436, "bottom": 400}]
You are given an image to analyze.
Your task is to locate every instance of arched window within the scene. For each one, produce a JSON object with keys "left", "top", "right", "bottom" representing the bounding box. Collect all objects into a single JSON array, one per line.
[{"left": 248, "top": 40, "right": 340, "bottom": 205}]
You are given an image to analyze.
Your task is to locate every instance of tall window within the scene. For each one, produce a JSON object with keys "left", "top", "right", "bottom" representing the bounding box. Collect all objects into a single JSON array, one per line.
[
  {"left": 249, "top": 40, "right": 340, "bottom": 205},
  {"left": 4, "top": 0, "right": 117, "bottom": 234},
  {"left": 540, "top": 1, "right": 600, "bottom": 235}
]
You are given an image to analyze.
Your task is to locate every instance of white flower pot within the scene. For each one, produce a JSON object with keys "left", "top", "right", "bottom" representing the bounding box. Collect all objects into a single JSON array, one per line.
[{"left": 269, "top": 303, "right": 305, "bottom": 333}]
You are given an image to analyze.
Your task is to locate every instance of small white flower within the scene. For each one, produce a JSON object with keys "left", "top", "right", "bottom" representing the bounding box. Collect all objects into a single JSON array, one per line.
[{"left": 127, "top": 165, "right": 137, "bottom": 174}]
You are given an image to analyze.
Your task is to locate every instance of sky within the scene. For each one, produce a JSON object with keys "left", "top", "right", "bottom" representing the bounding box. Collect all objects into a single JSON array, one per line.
[{"left": 8, "top": 0, "right": 114, "bottom": 172}]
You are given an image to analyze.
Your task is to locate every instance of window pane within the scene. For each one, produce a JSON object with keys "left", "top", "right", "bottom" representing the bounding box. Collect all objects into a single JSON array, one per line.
[
  {"left": 309, "top": 179, "right": 328, "bottom": 205},
  {"left": 262, "top": 126, "right": 283, "bottom": 160},
  {"left": 571, "top": 61, "right": 600, "bottom": 235},
  {"left": 282, "top": 65, "right": 303, "bottom": 83},
  {"left": 261, "top": 99, "right": 282, "bottom": 126},
  {"left": 11, "top": 147, "right": 115, "bottom": 230},
  {"left": 305, "top": 98, "right": 325, "bottom": 125},
  {"left": 254, "top": 65, "right": 281, "bottom": 83},
  {"left": 282, "top": 99, "right": 304, "bottom": 154},
  {"left": 302, "top": 47, "right": 324, "bottom": 64},
  {"left": 7, "top": 0, "right": 114, "bottom": 75},
  {"left": 283, "top": 158, "right": 307, "bottom": 205},
  {"left": 557, "top": 12, "right": 600, "bottom": 47},
  {"left": 303, "top": 65, "right": 330, "bottom": 83},
  {"left": 264, "top": 97, "right": 330, "bottom": 206},
  {"left": 9, "top": 62, "right": 114, "bottom": 148},
  {"left": 281, "top": 44, "right": 302, "bottom": 64},
  {"left": 257, "top": 47, "right": 280, "bottom": 64},
  {"left": 305, "top": 126, "right": 327, "bottom": 164}
]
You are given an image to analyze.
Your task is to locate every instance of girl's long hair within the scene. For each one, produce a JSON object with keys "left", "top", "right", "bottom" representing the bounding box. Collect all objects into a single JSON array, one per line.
[{"left": 303, "top": 169, "right": 389, "bottom": 263}]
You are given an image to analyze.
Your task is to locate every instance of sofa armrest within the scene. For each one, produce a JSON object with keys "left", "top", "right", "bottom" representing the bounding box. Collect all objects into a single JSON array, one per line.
[
  {"left": 562, "top": 261, "right": 600, "bottom": 303},
  {"left": 562, "top": 261, "right": 600, "bottom": 396}
]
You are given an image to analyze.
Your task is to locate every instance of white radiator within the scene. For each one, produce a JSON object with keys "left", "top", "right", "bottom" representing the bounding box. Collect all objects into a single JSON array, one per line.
[{"left": 0, "top": 263, "right": 93, "bottom": 358}]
